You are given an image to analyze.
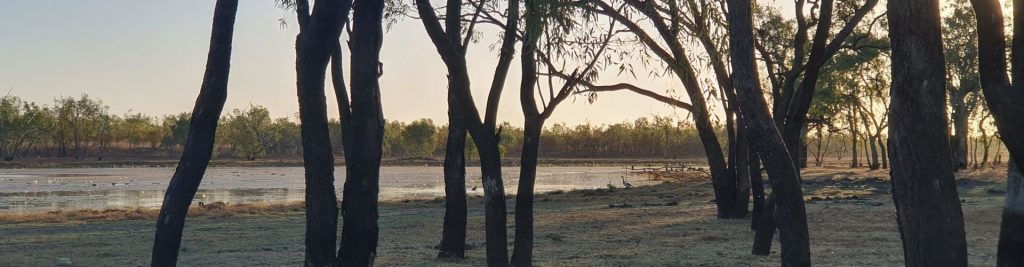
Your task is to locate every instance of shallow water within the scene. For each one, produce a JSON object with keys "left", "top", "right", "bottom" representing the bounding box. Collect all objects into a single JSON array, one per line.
[{"left": 0, "top": 166, "right": 652, "bottom": 213}]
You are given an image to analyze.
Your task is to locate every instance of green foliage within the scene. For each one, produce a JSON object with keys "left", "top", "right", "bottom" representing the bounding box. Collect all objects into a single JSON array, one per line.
[
  {"left": 160, "top": 113, "right": 191, "bottom": 151},
  {"left": 219, "top": 105, "right": 275, "bottom": 160},
  {"left": 400, "top": 119, "right": 438, "bottom": 158}
]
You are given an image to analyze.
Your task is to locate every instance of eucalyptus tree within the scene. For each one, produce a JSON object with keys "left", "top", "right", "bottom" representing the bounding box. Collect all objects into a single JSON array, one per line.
[
  {"left": 725, "top": 0, "right": 810, "bottom": 264},
  {"left": 578, "top": 0, "right": 746, "bottom": 219},
  {"left": 151, "top": 0, "right": 238, "bottom": 265},
  {"left": 887, "top": 0, "right": 968, "bottom": 265},
  {"left": 415, "top": 0, "right": 518, "bottom": 262},
  {"left": 944, "top": 0, "right": 983, "bottom": 170},
  {"left": 514, "top": 0, "right": 614, "bottom": 263},
  {"left": 970, "top": 0, "right": 1024, "bottom": 264},
  {"left": 754, "top": 0, "right": 879, "bottom": 166}
]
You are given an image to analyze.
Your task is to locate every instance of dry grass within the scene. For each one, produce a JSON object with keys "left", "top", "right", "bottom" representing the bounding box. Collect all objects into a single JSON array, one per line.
[
  {"left": 0, "top": 166, "right": 1012, "bottom": 266},
  {"left": 0, "top": 202, "right": 305, "bottom": 223}
]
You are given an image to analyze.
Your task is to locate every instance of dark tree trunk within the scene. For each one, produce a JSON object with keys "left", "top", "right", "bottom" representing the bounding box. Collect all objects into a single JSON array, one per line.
[
  {"left": 971, "top": 0, "right": 1024, "bottom": 196},
  {"left": 512, "top": 119, "right": 542, "bottom": 267},
  {"left": 972, "top": 2, "right": 1024, "bottom": 265},
  {"left": 752, "top": 194, "right": 776, "bottom": 255},
  {"left": 999, "top": 159, "right": 1024, "bottom": 266},
  {"left": 733, "top": 119, "right": 751, "bottom": 218},
  {"left": 879, "top": 137, "right": 889, "bottom": 169},
  {"left": 951, "top": 94, "right": 970, "bottom": 170},
  {"left": 437, "top": 106, "right": 468, "bottom": 259},
  {"left": 726, "top": 0, "right": 811, "bottom": 264},
  {"left": 868, "top": 134, "right": 879, "bottom": 170},
  {"left": 293, "top": 0, "right": 351, "bottom": 265},
  {"left": 474, "top": 139, "right": 509, "bottom": 266},
  {"left": 336, "top": 0, "right": 386, "bottom": 265},
  {"left": 749, "top": 152, "right": 765, "bottom": 230},
  {"left": 887, "top": 0, "right": 969, "bottom": 265},
  {"left": 150, "top": 1, "right": 237, "bottom": 265},
  {"left": 849, "top": 107, "right": 859, "bottom": 168}
]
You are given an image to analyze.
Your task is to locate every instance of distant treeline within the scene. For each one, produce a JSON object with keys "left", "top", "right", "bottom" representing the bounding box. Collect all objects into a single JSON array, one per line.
[{"left": 0, "top": 94, "right": 712, "bottom": 161}]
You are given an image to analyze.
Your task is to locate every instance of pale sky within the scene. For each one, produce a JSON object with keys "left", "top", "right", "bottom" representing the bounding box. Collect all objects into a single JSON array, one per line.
[{"left": 0, "top": 1, "right": 712, "bottom": 127}]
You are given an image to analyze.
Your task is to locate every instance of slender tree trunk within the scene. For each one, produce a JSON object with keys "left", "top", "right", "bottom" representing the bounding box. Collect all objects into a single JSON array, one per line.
[
  {"left": 849, "top": 108, "right": 859, "bottom": 167},
  {"left": 879, "top": 136, "right": 888, "bottom": 169},
  {"left": 512, "top": 119, "right": 543, "bottom": 267},
  {"left": 999, "top": 159, "right": 1024, "bottom": 266},
  {"left": 951, "top": 95, "right": 970, "bottom": 170},
  {"left": 868, "top": 133, "right": 879, "bottom": 170},
  {"left": 727, "top": 1, "right": 811, "bottom": 264},
  {"left": 293, "top": 0, "right": 351, "bottom": 265},
  {"left": 749, "top": 152, "right": 765, "bottom": 230},
  {"left": 887, "top": 0, "right": 969, "bottom": 265},
  {"left": 733, "top": 119, "right": 751, "bottom": 218},
  {"left": 151, "top": 1, "right": 237, "bottom": 265},
  {"left": 336, "top": 0, "right": 386, "bottom": 265},
  {"left": 437, "top": 105, "right": 468, "bottom": 259}
]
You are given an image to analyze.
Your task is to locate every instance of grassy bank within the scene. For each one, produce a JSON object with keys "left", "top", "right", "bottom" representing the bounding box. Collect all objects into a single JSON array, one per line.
[{"left": 0, "top": 167, "right": 1010, "bottom": 266}]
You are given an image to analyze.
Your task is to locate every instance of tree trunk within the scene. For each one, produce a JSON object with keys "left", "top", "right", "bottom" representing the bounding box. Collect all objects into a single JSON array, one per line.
[
  {"left": 512, "top": 118, "right": 543, "bottom": 267},
  {"left": 437, "top": 104, "right": 468, "bottom": 259},
  {"left": 868, "top": 133, "right": 879, "bottom": 170},
  {"left": 749, "top": 151, "right": 765, "bottom": 230},
  {"left": 733, "top": 119, "right": 751, "bottom": 218},
  {"left": 726, "top": 1, "right": 811, "bottom": 264},
  {"left": 751, "top": 194, "right": 776, "bottom": 255},
  {"left": 879, "top": 136, "right": 888, "bottom": 169},
  {"left": 951, "top": 94, "right": 970, "bottom": 170},
  {"left": 335, "top": 0, "right": 386, "bottom": 265},
  {"left": 887, "top": 1, "right": 969, "bottom": 265},
  {"left": 995, "top": 159, "right": 1024, "bottom": 266},
  {"left": 151, "top": 1, "right": 237, "bottom": 265},
  {"left": 849, "top": 108, "right": 859, "bottom": 167},
  {"left": 474, "top": 137, "right": 509, "bottom": 266},
  {"left": 293, "top": 0, "right": 352, "bottom": 265}
]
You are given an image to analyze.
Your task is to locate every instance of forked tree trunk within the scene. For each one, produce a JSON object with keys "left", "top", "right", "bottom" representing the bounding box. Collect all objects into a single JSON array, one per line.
[
  {"left": 336, "top": 0, "right": 387, "bottom": 265},
  {"left": 971, "top": 0, "right": 1024, "bottom": 263},
  {"left": 150, "top": 1, "right": 237, "bottom": 265},
  {"left": 726, "top": 0, "right": 810, "bottom": 264},
  {"left": 293, "top": 0, "right": 351, "bottom": 265},
  {"left": 887, "top": 0, "right": 969, "bottom": 265}
]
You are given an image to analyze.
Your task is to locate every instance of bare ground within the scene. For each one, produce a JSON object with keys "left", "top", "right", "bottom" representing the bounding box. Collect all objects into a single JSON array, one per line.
[{"left": 0, "top": 166, "right": 1010, "bottom": 266}]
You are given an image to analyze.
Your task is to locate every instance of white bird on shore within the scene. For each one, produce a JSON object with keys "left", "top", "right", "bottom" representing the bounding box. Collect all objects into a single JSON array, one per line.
[{"left": 621, "top": 176, "right": 633, "bottom": 189}]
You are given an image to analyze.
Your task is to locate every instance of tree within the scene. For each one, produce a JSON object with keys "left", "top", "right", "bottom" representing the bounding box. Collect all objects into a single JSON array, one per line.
[
  {"left": 969, "top": 0, "right": 1024, "bottom": 264},
  {"left": 944, "top": 0, "right": 983, "bottom": 170},
  {"left": 221, "top": 105, "right": 275, "bottom": 160},
  {"left": 150, "top": 0, "right": 238, "bottom": 265},
  {"left": 887, "top": 0, "right": 968, "bottom": 265},
  {"left": 416, "top": 0, "right": 518, "bottom": 262},
  {"left": 581, "top": 0, "right": 745, "bottom": 218},
  {"left": 401, "top": 119, "right": 437, "bottom": 157},
  {"left": 160, "top": 113, "right": 191, "bottom": 153},
  {"left": 286, "top": 0, "right": 351, "bottom": 264},
  {"left": 756, "top": 0, "right": 879, "bottom": 166},
  {"left": 334, "top": 0, "right": 387, "bottom": 264},
  {"left": 725, "top": 0, "right": 811, "bottom": 265},
  {"left": 512, "top": 0, "right": 613, "bottom": 264}
]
